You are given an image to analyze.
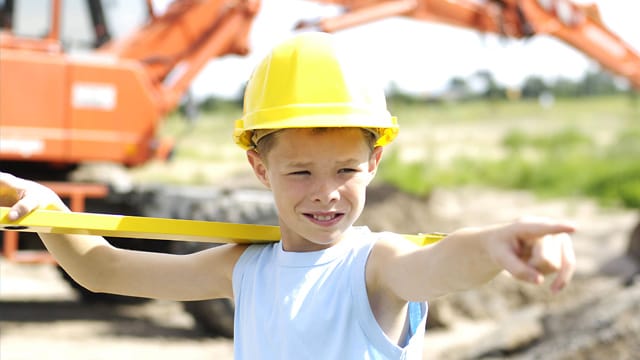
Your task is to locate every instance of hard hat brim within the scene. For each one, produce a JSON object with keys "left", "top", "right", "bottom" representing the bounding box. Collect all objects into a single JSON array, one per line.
[{"left": 234, "top": 113, "right": 399, "bottom": 150}]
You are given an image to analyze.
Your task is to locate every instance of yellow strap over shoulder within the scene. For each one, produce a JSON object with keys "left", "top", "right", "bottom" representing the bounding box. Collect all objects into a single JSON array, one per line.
[{"left": 0, "top": 207, "right": 445, "bottom": 246}]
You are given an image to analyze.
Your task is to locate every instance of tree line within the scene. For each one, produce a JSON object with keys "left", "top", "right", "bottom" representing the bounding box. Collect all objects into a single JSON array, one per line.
[{"left": 386, "top": 68, "right": 636, "bottom": 104}]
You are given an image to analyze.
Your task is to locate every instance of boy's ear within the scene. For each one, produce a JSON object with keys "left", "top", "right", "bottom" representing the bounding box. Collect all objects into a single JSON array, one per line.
[
  {"left": 247, "top": 150, "right": 271, "bottom": 189},
  {"left": 368, "top": 146, "right": 384, "bottom": 178}
]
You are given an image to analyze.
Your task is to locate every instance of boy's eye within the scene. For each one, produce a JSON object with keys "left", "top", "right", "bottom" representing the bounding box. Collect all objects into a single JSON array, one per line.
[
  {"left": 338, "top": 168, "right": 358, "bottom": 174},
  {"left": 289, "top": 170, "right": 310, "bottom": 176}
]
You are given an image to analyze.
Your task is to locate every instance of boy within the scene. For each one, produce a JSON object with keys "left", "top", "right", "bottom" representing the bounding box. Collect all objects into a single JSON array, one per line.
[{"left": 0, "top": 32, "right": 575, "bottom": 359}]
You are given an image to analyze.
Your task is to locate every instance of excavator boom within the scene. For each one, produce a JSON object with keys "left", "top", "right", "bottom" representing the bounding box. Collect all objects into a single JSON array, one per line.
[
  {"left": 304, "top": 0, "right": 640, "bottom": 89},
  {"left": 100, "top": 0, "right": 260, "bottom": 112}
]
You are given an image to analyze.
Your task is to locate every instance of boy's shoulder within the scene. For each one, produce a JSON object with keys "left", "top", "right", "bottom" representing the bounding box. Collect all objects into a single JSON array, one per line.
[
  {"left": 372, "top": 230, "right": 421, "bottom": 252},
  {"left": 367, "top": 230, "right": 421, "bottom": 273}
]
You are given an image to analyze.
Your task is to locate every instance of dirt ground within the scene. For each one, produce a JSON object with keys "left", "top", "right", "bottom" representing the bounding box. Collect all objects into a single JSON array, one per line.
[{"left": 1, "top": 185, "right": 638, "bottom": 359}]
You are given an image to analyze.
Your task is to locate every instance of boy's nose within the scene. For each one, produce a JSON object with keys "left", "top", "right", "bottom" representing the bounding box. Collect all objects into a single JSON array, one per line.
[{"left": 311, "top": 181, "right": 340, "bottom": 204}]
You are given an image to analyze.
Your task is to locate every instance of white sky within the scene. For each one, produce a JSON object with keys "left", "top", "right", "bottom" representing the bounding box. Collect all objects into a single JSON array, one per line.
[{"left": 151, "top": 0, "right": 640, "bottom": 99}]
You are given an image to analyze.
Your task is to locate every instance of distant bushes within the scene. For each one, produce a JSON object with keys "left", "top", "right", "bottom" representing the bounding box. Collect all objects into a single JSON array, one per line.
[{"left": 386, "top": 68, "right": 635, "bottom": 104}]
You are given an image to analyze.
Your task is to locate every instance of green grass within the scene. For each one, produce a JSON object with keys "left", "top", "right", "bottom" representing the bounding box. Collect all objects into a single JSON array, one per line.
[
  {"left": 159, "top": 109, "right": 241, "bottom": 161},
  {"left": 390, "top": 94, "right": 639, "bottom": 129},
  {"left": 378, "top": 95, "right": 640, "bottom": 209}
]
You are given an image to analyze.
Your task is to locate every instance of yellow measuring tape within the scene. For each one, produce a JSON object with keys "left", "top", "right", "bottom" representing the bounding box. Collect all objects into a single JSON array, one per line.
[{"left": 0, "top": 207, "right": 446, "bottom": 246}]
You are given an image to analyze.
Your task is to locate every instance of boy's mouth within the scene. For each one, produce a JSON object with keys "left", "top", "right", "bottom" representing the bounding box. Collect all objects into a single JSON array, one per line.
[{"left": 304, "top": 212, "right": 344, "bottom": 225}]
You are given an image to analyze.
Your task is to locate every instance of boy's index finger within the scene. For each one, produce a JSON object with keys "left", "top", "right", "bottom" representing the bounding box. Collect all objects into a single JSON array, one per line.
[{"left": 513, "top": 217, "right": 577, "bottom": 239}]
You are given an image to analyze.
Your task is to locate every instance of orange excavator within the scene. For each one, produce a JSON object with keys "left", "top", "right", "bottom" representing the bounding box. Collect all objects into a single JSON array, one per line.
[
  {"left": 1, "top": 0, "right": 638, "bottom": 167},
  {"left": 0, "top": 0, "right": 268, "bottom": 337},
  {"left": 1, "top": 0, "right": 637, "bottom": 169},
  {"left": 1, "top": 0, "right": 638, "bottom": 337}
]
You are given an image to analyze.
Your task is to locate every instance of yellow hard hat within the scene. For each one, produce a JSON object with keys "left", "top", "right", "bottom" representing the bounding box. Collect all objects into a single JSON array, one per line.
[{"left": 233, "top": 32, "right": 399, "bottom": 150}]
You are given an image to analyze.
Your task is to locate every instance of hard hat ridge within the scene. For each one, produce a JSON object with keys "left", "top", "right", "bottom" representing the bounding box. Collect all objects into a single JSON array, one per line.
[{"left": 234, "top": 32, "right": 399, "bottom": 150}]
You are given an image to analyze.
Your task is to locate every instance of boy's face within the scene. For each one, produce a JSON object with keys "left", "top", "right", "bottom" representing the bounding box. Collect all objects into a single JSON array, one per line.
[{"left": 247, "top": 128, "right": 383, "bottom": 251}]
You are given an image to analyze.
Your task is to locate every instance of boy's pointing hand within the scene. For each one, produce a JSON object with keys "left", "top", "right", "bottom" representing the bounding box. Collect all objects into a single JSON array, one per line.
[{"left": 486, "top": 217, "right": 577, "bottom": 293}]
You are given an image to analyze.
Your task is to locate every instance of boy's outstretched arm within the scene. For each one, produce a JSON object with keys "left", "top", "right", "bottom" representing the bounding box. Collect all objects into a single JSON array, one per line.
[
  {"left": 0, "top": 172, "right": 244, "bottom": 301},
  {"left": 368, "top": 218, "right": 576, "bottom": 302}
]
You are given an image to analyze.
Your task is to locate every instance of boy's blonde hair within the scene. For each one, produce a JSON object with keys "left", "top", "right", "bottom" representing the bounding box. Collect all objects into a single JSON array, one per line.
[{"left": 254, "top": 128, "right": 378, "bottom": 156}]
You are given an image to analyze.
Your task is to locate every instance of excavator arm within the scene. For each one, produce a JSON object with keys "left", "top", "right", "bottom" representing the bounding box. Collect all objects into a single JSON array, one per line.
[
  {"left": 301, "top": 0, "right": 640, "bottom": 89},
  {"left": 99, "top": 0, "right": 260, "bottom": 112}
]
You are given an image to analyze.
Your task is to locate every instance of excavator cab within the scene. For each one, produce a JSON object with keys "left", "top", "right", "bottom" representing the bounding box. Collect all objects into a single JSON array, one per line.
[
  {"left": 0, "top": 0, "right": 149, "bottom": 50},
  {"left": 0, "top": 0, "right": 170, "bottom": 168}
]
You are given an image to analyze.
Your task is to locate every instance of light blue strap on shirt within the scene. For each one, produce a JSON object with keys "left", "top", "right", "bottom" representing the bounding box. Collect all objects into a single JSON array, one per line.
[
  {"left": 401, "top": 301, "right": 424, "bottom": 347},
  {"left": 408, "top": 302, "right": 422, "bottom": 335}
]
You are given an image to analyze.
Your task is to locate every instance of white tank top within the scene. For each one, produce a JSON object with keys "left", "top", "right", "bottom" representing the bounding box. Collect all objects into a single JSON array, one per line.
[{"left": 232, "top": 226, "right": 427, "bottom": 359}]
